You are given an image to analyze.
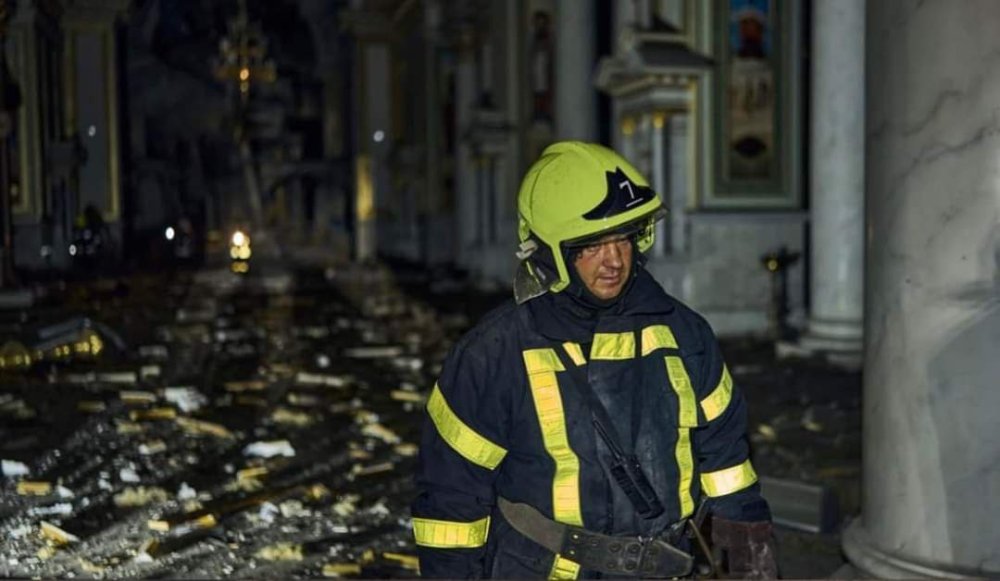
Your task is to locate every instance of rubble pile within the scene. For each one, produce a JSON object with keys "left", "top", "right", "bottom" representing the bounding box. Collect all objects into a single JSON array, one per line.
[{"left": 0, "top": 265, "right": 478, "bottom": 578}]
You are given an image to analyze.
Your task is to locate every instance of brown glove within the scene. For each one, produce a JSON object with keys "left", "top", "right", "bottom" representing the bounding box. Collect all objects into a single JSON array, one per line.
[{"left": 710, "top": 517, "right": 778, "bottom": 579}]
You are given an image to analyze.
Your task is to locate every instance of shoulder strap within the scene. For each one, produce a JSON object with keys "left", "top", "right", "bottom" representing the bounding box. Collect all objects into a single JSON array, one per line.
[
  {"left": 552, "top": 343, "right": 666, "bottom": 520},
  {"left": 552, "top": 345, "right": 629, "bottom": 460}
]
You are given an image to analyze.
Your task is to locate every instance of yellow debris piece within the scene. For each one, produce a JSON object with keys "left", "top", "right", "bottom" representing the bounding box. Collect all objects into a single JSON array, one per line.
[
  {"left": 78, "top": 558, "right": 106, "bottom": 574},
  {"left": 120, "top": 391, "right": 158, "bottom": 404},
  {"left": 139, "top": 440, "right": 168, "bottom": 455},
  {"left": 113, "top": 486, "right": 169, "bottom": 508},
  {"left": 349, "top": 448, "right": 372, "bottom": 460},
  {"left": 332, "top": 494, "right": 360, "bottom": 517},
  {"left": 115, "top": 421, "right": 146, "bottom": 435},
  {"left": 256, "top": 542, "right": 304, "bottom": 561},
  {"left": 182, "top": 499, "right": 204, "bottom": 513},
  {"left": 148, "top": 513, "right": 216, "bottom": 533},
  {"left": 322, "top": 563, "right": 361, "bottom": 577},
  {"left": 394, "top": 443, "right": 418, "bottom": 457},
  {"left": 17, "top": 481, "right": 52, "bottom": 496},
  {"left": 306, "top": 484, "right": 331, "bottom": 500},
  {"left": 232, "top": 476, "right": 265, "bottom": 493},
  {"left": 390, "top": 390, "right": 425, "bottom": 403},
  {"left": 175, "top": 416, "right": 233, "bottom": 438},
  {"left": 77, "top": 400, "right": 107, "bottom": 413},
  {"left": 130, "top": 407, "right": 177, "bottom": 421},
  {"left": 383, "top": 552, "right": 420, "bottom": 571},
  {"left": 268, "top": 363, "right": 295, "bottom": 375},
  {"left": 351, "top": 462, "right": 393, "bottom": 477},
  {"left": 40, "top": 521, "right": 79, "bottom": 546},
  {"left": 271, "top": 406, "right": 313, "bottom": 427},
  {"left": 237, "top": 466, "right": 269, "bottom": 482},
  {"left": 287, "top": 392, "right": 321, "bottom": 406},
  {"left": 756, "top": 423, "right": 777, "bottom": 442},
  {"left": 361, "top": 423, "right": 401, "bottom": 444},
  {"left": 193, "top": 514, "right": 217, "bottom": 528},
  {"left": 224, "top": 379, "right": 268, "bottom": 392}
]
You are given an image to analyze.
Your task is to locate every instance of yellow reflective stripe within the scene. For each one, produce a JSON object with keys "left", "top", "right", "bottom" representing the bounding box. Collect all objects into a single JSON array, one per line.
[
  {"left": 561, "top": 342, "right": 586, "bottom": 366},
  {"left": 523, "top": 348, "right": 566, "bottom": 374},
  {"left": 523, "top": 349, "right": 583, "bottom": 526},
  {"left": 549, "top": 554, "right": 581, "bottom": 579},
  {"left": 427, "top": 384, "right": 507, "bottom": 470},
  {"left": 412, "top": 516, "right": 490, "bottom": 548},
  {"left": 665, "top": 357, "right": 698, "bottom": 427},
  {"left": 675, "top": 428, "right": 695, "bottom": 518},
  {"left": 701, "top": 459, "right": 758, "bottom": 497},
  {"left": 701, "top": 364, "right": 733, "bottom": 422},
  {"left": 665, "top": 356, "right": 696, "bottom": 517},
  {"left": 641, "top": 325, "right": 678, "bottom": 355},
  {"left": 590, "top": 332, "right": 635, "bottom": 360}
]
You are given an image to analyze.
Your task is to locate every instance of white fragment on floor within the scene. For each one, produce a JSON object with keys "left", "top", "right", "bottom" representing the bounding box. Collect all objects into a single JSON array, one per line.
[
  {"left": 177, "top": 482, "right": 198, "bottom": 501},
  {"left": 243, "top": 440, "right": 296, "bottom": 458},
  {"left": 119, "top": 466, "right": 141, "bottom": 483},
  {"left": 1, "top": 459, "right": 29, "bottom": 477},
  {"left": 163, "top": 387, "right": 208, "bottom": 413}
]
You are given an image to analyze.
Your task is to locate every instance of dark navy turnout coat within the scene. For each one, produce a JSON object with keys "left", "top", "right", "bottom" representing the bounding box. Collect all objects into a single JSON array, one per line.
[{"left": 412, "top": 270, "right": 768, "bottom": 578}]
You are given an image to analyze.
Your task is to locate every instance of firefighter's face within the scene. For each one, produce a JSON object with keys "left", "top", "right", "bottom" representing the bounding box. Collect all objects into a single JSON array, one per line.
[{"left": 572, "top": 234, "right": 633, "bottom": 300}]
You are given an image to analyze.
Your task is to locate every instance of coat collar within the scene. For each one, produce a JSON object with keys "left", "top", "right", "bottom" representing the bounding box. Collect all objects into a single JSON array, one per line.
[{"left": 525, "top": 268, "right": 676, "bottom": 343}]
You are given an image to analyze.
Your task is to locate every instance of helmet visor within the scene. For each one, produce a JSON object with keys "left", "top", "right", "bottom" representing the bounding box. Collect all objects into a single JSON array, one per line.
[{"left": 561, "top": 206, "right": 667, "bottom": 251}]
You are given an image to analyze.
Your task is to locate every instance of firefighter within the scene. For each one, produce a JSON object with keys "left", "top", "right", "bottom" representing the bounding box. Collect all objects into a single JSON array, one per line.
[{"left": 412, "top": 141, "right": 778, "bottom": 579}]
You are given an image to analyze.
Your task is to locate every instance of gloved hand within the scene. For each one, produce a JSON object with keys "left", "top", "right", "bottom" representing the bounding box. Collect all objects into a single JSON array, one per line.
[{"left": 710, "top": 517, "right": 778, "bottom": 579}]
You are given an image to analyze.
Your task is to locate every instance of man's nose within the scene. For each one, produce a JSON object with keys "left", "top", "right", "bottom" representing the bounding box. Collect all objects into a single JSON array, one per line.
[{"left": 602, "top": 243, "right": 624, "bottom": 268}]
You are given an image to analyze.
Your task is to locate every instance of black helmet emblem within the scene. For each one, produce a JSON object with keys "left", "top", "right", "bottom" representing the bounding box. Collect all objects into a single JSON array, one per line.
[{"left": 583, "top": 167, "right": 655, "bottom": 220}]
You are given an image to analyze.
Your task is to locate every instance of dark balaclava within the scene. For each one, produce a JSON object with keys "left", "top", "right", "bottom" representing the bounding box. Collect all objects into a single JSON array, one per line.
[{"left": 524, "top": 233, "right": 645, "bottom": 339}]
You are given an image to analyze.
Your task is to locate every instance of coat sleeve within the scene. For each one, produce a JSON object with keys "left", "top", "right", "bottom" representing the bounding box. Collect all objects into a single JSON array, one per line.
[
  {"left": 411, "top": 337, "right": 511, "bottom": 578},
  {"left": 692, "top": 329, "right": 772, "bottom": 523}
]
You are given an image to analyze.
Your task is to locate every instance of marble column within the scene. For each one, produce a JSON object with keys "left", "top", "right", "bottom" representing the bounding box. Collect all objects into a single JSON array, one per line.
[
  {"left": 841, "top": 0, "right": 1000, "bottom": 576},
  {"left": 798, "top": 0, "right": 865, "bottom": 362},
  {"left": 555, "top": 0, "right": 596, "bottom": 141}
]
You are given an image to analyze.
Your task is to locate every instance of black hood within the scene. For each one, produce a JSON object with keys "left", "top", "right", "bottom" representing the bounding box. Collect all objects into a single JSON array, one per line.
[{"left": 528, "top": 251, "right": 675, "bottom": 343}]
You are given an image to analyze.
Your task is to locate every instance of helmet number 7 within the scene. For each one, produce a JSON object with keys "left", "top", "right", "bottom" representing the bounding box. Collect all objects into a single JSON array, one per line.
[{"left": 620, "top": 179, "right": 641, "bottom": 207}]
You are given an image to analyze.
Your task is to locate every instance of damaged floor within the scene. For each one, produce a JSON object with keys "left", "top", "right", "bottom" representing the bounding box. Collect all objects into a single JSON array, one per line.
[{"left": 0, "top": 259, "right": 861, "bottom": 578}]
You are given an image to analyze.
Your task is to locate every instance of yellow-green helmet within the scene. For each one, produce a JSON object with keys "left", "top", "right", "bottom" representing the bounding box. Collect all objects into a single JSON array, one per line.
[{"left": 514, "top": 141, "right": 666, "bottom": 303}]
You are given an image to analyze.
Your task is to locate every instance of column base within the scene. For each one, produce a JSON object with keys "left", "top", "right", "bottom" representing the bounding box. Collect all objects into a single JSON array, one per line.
[
  {"left": 842, "top": 518, "right": 992, "bottom": 579},
  {"left": 776, "top": 316, "right": 863, "bottom": 369}
]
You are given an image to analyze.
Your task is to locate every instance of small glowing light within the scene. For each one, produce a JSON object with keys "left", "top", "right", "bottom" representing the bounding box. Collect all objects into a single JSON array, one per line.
[
  {"left": 232, "top": 230, "right": 246, "bottom": 247},
  {"left": 767, "top": 259, "right": 778, "bottom": 272},
  {"left": 239, "top": 67, "right": 250, "bottom": 81},
  {"left": 237, "top": 246, "right": 252, "bottom": 260},
  {"left": 165, "top": 227, "right": 176, "bottom": 241},
  {"left": 87, "top": 125, "right": 97, "bottom": 137},
  {"left": 230, "top": 247, "right": 240, "bottom": 260},
  {"left": 231, "top": 261, "right": 250, "bottom": 274},
  {"left": 373, "top": 130, "right": 385, "bottom": 143},
  {"left": 69, "top": 244, "right": 78, "bottom": 256}
]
